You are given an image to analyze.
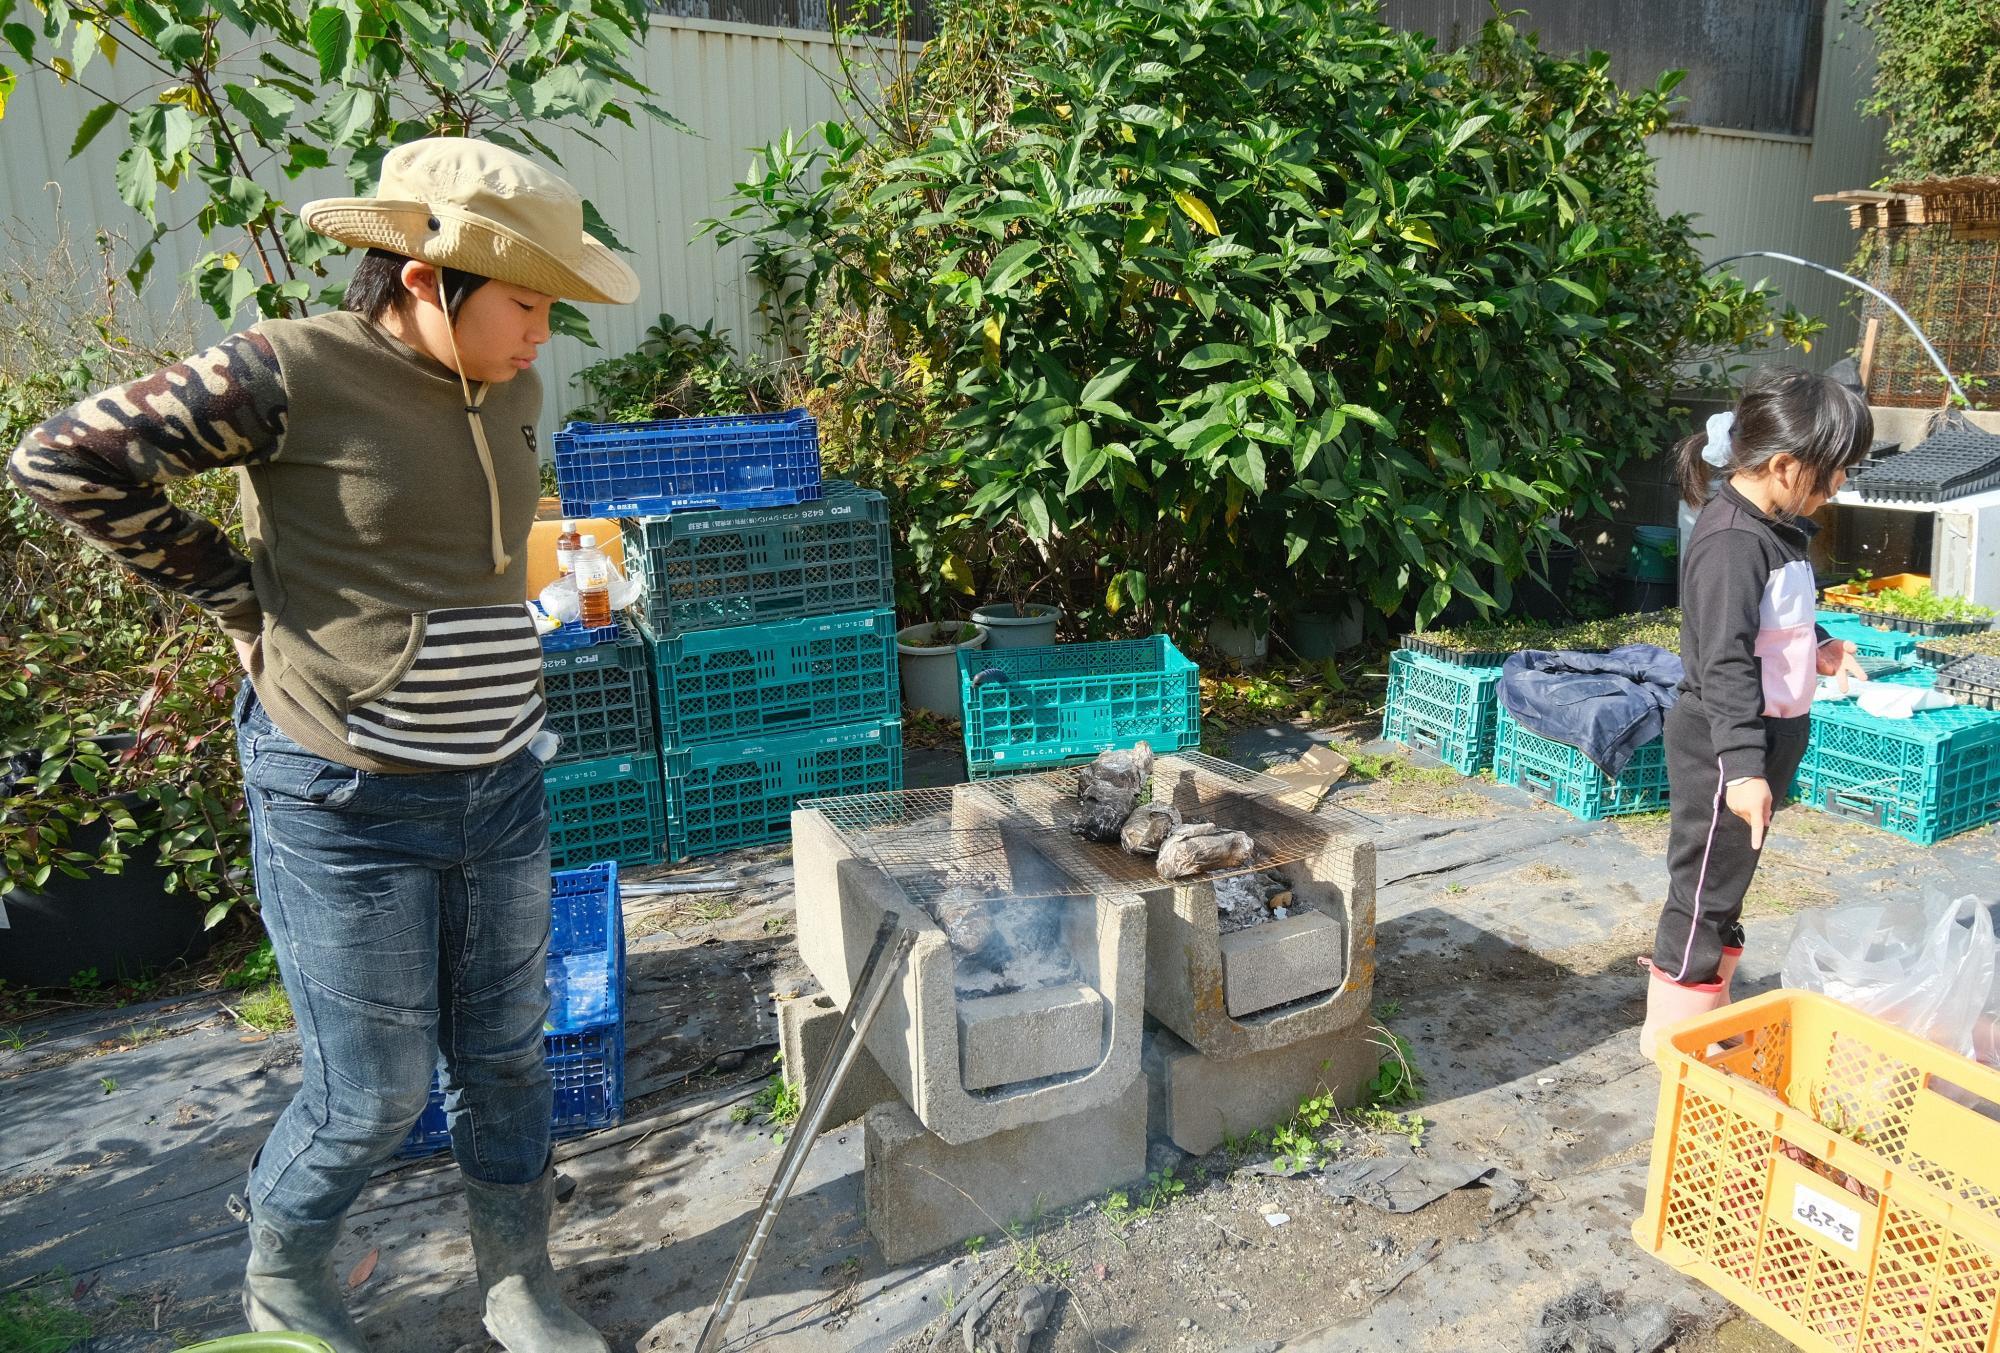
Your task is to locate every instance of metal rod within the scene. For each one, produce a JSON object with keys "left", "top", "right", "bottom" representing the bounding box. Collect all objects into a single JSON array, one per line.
[
  {"left": 1703, "top": 249, "right": 1969, "bottom": 405},
  {"left": 694, "top": 912, "right": 915, "bottom": 1353},
  {"left": 619, "top": 880, "right": 739, "bottom": 895}
]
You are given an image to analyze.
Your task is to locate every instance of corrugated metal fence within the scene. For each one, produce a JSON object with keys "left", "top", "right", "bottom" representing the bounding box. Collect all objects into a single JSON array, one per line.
[{"left": 0, "top": 16, "right": 896, "bottom": 442}]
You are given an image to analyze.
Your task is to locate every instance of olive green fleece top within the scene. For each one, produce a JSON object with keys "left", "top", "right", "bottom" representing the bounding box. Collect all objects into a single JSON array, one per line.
[{"left": 8, "top": 310, "right": 549, "bottom": 773}]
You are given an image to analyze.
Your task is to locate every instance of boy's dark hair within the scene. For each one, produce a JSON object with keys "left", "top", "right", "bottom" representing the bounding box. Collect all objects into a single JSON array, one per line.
[
  {"left": 1677, "top": 365, "right": 1875, "bottom": 511},
  {"left": 342, "top": 248, "right": 491, "bottom": 323}
]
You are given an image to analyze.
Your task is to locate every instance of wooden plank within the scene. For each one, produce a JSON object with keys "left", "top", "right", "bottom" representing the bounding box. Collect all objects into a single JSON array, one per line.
[{"left": 1858, "top": 316, "right": 1881, "bottom": 393}]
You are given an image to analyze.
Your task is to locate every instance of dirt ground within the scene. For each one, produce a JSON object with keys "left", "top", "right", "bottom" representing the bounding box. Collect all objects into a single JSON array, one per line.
[{"left": 2, "top": 724, "right": 1995, "bottom": 1352}]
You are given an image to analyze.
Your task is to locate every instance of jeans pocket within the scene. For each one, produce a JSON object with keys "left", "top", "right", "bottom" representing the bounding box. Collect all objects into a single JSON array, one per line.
[{"left": 245, "top": 745, "right": 363, "bottom": 809}]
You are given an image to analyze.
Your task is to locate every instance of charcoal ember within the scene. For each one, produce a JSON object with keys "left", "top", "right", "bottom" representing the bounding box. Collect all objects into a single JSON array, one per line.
[
  {"left": 1156, "top": 823, "right": 1255, "bottom": 881},
  {"left": 1119, "top": 802, "right": 1182, "bottom": 854},
  {"left": 1071, "top": 741, "right": 1155, "bottom": 843}
]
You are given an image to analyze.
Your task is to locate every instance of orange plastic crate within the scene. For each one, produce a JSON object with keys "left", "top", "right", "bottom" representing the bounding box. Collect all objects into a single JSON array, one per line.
[{"left": 1635, "top": 991, "right": 2000, "bottom": 1351}]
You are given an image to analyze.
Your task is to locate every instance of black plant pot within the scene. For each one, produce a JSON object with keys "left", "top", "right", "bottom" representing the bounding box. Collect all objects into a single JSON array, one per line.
[
  {"left": 1515, "top": 546, "right": 1579, "bottom": 624},
  {"left": 1, "top": 738, "right": 213, "bottom": 988}
]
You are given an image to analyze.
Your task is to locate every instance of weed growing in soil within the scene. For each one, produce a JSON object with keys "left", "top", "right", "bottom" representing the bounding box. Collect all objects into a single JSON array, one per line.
[
  {"left": 235, "top": 985, "right": 294, "bottom": 1033},
  {"left": 1367, "top": 1029, "right": 1425, "bottom": 1108},
  {"left": 732, "top": 1058, "right": 802, "bottom": 1140},
  {"left": 0, "top": 1288, "right": 91, "bottom": 1352}
]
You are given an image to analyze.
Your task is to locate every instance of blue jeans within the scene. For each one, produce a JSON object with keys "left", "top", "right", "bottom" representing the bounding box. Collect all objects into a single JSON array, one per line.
[{"left": 235, "top": 682, "right": 554, "bottom": 1232}]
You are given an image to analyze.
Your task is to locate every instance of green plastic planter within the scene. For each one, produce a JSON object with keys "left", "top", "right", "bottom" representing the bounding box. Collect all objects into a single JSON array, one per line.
[{"left": 179, "top": 1335, "right": 339, "bottom": 1352}]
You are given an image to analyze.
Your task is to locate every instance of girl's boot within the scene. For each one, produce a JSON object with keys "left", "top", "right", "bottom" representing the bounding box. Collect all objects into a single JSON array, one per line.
[{"left": 1638, "top": 963, "right": 1730, "bottom": 1062}]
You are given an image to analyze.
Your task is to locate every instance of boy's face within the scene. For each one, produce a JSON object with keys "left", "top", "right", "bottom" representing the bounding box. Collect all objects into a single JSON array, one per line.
[{"left": 399, "top": 262, "right": 554, "bottom": 385}]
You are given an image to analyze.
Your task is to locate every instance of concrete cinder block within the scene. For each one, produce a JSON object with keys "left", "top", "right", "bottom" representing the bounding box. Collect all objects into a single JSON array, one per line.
[
  {"left": 792, "top": 803, "right": 1145, "bottom": 1145},
  {"left": 1143, "top": 1020, "right": 1384, "bottom": 1157},
  {"left": 1220, "top": 910, "right": 1348, "bottom": 1018},
  {"left": 957, "top": 983, "right": 1105, "bottom": 1090},
  {"left": 1142, "top": 830, "right": 1376, "bottom": 1061},
  {"left": 777, "top": 992, "right": 899, "bottom": 1131},
  {"left": 864, "top": 1072, "right": 1148, "bottom": 1264}
]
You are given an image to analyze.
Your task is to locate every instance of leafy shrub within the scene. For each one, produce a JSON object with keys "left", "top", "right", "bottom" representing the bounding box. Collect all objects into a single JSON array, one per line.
[
  {"left": 709, "top": 0, "right": 1812, "bottom": 635},
  {"left": 567, "top": 314, "right": 793, "bottom": 423},
  {"left": 1, "top": 222, "right": 252, "bottom": 936},
  {"left": 1849, "top": 0, "right": 2000, "bottom": 180},
  {"left": 1832, "top": 584, "right": 1995, "bottom": 625}
]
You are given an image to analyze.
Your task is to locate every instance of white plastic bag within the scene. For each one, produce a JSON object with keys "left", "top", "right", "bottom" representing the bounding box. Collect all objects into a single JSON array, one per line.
[
  {"left": 536, "top": 562, "right": 643, "bottom": 626},
  {"left": 1782, "top": 893, "right": 1998, "bottom": 1058}
]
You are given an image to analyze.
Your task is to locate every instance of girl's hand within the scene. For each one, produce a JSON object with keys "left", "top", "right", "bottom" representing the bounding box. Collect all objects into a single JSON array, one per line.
[
  {"left": 233, "top": 635, "right": 259, "bottom": 674},
  {"left": 1726, "top": 776, "right": 1774, "bottom": 851},
  {"left": 1817, "top": 637, "right": 1865, "bottom": 692}
]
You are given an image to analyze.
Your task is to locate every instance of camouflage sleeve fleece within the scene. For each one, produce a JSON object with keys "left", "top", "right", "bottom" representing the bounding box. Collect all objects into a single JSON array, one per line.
[{"left": 6, "top": 330, "right": 289, "bottom": 643}]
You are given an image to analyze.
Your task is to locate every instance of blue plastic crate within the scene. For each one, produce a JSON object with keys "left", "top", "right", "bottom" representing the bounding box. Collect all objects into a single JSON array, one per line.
[
  {"left": 543, "top": 624, "right": 655, "bottom": 766},
  {"left": 1796, "top": 666, "right": 2000, "bottom": 845},
  {"left": 544, "top": 754, "right": 665, "bottom": 871},
  {"left": 1493, "top": 708, "right": 1670, "bottom": 821},
  {"left": 541, "top": 617, "right": 625, "bottom": 652},
  {"left": 632, "top": 481, "right": 894, "bottom": 638},
  {"left": 401, "top": 863, "right": 625, "bottom": 1156},
  {"left": 1815, "top": 610, "right": 1918, "bottom": 661},
  {"left": 647, "top": 609, "right": 898, "bottom": 746},
  {"left": 1382, "top": 650, "right": 1503, "bottom": 774},
  {"left": 663, "top": 719, "right": 902, "bottom": 861},
  {"left": 554, "top": 409, "right": 822, "bottom": 518},
  {"left": 959, "top": 637, "right": 1200, "bottom": 770}
]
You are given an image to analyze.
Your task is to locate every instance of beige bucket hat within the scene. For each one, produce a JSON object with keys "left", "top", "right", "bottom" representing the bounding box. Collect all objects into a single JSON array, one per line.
[{"left": 301, "top": 137, "right": 639, "bottom": 305}]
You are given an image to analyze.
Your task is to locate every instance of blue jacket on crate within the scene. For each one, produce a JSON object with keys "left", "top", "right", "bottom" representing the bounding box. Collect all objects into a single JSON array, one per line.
[{"left": 1498, "top": 645, "right": 1685, "bottom": 779}]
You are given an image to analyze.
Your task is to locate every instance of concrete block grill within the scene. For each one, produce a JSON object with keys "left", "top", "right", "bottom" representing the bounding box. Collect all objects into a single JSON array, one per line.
[
  {"left": 955, "top": 754, "right": 1378, "bottom": 1060},
  {"left": 791, "top": 803, "right": 1145, "bottom": 1146}
]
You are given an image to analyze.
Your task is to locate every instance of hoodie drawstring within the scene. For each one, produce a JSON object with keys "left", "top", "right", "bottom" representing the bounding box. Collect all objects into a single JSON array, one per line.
[{"left": 441, "top": 306, "right": 511, "bottom": 575}]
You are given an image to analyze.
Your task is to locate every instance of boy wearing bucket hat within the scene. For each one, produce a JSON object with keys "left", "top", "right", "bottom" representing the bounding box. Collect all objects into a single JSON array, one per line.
[{"left": 9, "top": 138, "right": 637, "bottom": 1352}]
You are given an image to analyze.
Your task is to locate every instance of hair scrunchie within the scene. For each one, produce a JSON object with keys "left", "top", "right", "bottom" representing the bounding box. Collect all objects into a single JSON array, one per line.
[{"left": 1702, "top": 411, "right": 1736, "bottom": 468}]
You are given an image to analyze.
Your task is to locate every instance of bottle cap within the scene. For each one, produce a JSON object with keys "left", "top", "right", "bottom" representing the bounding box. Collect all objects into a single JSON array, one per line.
[
  {"left": 580, "top": 534, "right": 597, "bottom": 548},
  {"left": 561, "top": 519, "right": 575, "bottom": 532}
]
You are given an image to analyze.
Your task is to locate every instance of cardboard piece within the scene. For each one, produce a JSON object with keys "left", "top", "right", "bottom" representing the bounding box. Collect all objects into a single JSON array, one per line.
[{"left": 1266, "top": 744, "right": 1353, "bottom": 809}]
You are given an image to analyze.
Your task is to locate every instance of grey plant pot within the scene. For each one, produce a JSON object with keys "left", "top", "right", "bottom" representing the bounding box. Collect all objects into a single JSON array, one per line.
[
  {"left": 970, "top": 602, "right": 1061, "bottom": 649},
  {"left": 896, "top": 622, "right": 989, "bottom": 719},
  {"left": 1208, "top": 617, "right": 1269, "bottom": 667}
]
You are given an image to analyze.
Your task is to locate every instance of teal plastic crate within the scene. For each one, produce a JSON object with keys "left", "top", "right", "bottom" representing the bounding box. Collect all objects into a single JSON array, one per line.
[
  {"left": 543, "top": 624, "right": 655, "bottom": 766},
  {"left": 631, "top": 481, "right": 892, "bottom": 638},
  {"left": 646, "top": 609, "right": 898, "bottom": 746},
  {"left": 1796, "top": 667, "right": 2000, "bottom": 845},
  {"left": 1493, "top": 708, "right": 1671, "bottom": 821},
  {"left": 1382, "top": 649, "right": 1503, "bottom": 774},
  {"left": 544, "top": 754, "right": 665, "bottom": 871},
  {"left": 1815, "top": 610, "right": 1918, "bottom": 661},
  {"left": 958, "top": 637, "right": 1200, "bottom": 770},
  {"left": 663, "top": 719, "right": 902, "bottom": 860}
]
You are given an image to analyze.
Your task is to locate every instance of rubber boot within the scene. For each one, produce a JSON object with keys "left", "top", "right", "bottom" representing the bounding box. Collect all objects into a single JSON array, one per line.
[
  {"left": 1637, "top": 963, "right": 1730, "bottom": 1062},
  {"left": 239, "top": 1207, "right": 371, "bottom": 1353},
  {"left": 464, "top": 1168, "right": 610, "bottom": 1353}
]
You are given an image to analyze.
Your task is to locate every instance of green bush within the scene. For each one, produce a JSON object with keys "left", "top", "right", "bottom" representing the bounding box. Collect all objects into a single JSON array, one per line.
[
  {"left": 710, "top": 0, "right": 1812, "bottom": 635},
  {"left": 1, "top": 223, "right": 252, "bottom": 937},
  {"left": 567, "top": 314, "right": 793, "bottom": 423},
  {"left": 1849, "top": 0, "right": 2000, "bottom": 179}
]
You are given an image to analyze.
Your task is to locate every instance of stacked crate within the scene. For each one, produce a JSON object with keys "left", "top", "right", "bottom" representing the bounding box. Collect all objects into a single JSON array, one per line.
[
  {"left": 400, "top": 861, "right": 626, "bottom": 1156},
  {"left": 554, "top": 413, "right": 902, "bottom": 862},
  {"left": 956, "top": 636, "right": 1202, "bottom": 778},
  {"left": 541, "top": 620, "right": 666, "bottom": 871},
  {"left": 1795, "top": 666, "right": 2000, "bottom": 845},
  {"left": 1382, "top": 646, "right": 1504, "bottom": 774}
]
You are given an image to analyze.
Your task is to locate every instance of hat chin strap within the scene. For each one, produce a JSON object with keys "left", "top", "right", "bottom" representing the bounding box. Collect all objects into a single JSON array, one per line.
[{"left": 441, "top": 302, "right": 512, "bottom": 576}]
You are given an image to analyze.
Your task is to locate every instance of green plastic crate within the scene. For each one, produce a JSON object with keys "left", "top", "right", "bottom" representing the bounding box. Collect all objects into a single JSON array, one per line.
[
  {"left": 663, "top": 719, "right": 902, "bottom": 860},
  {"left": 1815, "top": 610, "right": 1918, "bottom": 661},
  {"left": 958, "top": 637, "right": 1200, "bottom": 770},
  {"left": 1382, "top": 649, "right": 1503, "bottom": 774},
  {"left": 544, "top": 754, "right": 665, "bottom": 870},
  {"left": 1493, "top": 708, "right": 1670, "bottom": 821},
  {"left": 631, "top": 481, "right": 893, "bottom": 638},
  {"left": 646, "top": 609, "right": 898, "bottom": 746},
  {"left": 543, "top": 624, "right": 655, "bottom": 766},
  {"left": 1796, "top": 668, "right": 2000, "bottom": 845}
]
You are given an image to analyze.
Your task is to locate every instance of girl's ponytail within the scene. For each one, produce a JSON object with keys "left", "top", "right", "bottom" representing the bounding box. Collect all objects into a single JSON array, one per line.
[{"left": 1677, "top": 430, "right": 1720, "bottom": 508}]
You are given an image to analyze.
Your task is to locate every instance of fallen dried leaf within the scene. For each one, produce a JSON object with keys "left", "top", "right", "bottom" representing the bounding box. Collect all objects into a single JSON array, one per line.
[{"left": 347, "top": 1247, "right": 379, "bottom": 1290}]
